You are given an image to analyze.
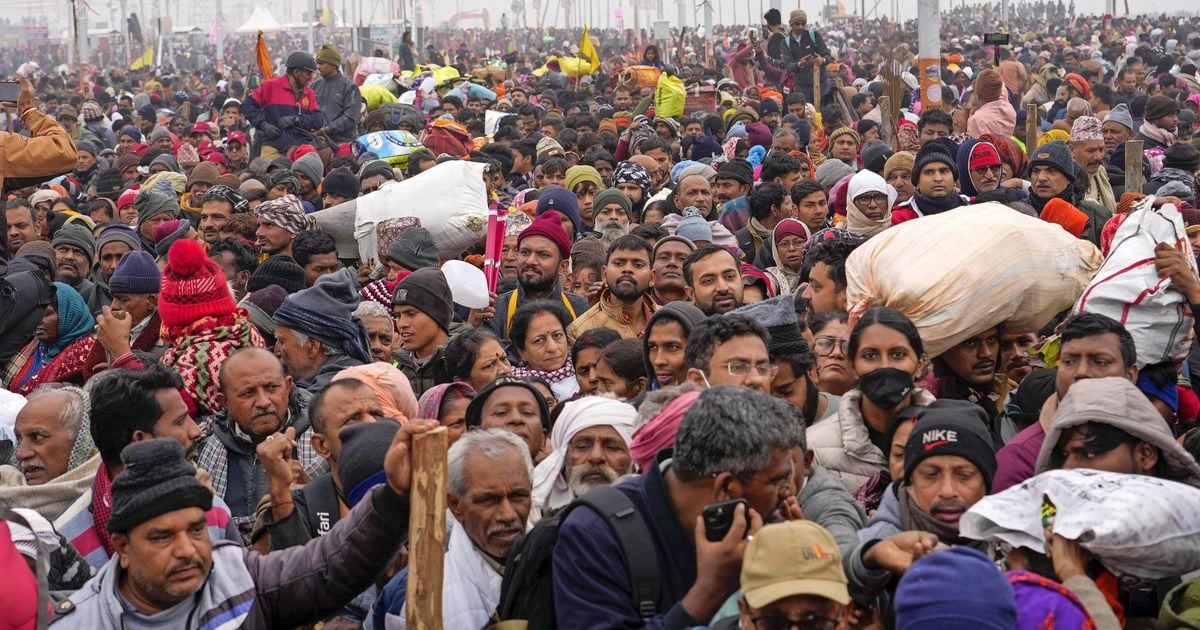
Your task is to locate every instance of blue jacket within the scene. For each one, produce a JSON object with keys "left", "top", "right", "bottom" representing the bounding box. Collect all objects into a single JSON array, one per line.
[{"left": 552, "top": 451, "right": 702, "bottom": 629}]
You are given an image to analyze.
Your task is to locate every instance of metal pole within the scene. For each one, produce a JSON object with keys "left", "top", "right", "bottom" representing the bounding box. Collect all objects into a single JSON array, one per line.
[
  {"left": 215, "top": 0, "right": 224, "bottom": 71},
  {"left": 308, "top": 0, "right": 316, "bottom": 53},
  {"left": 917, "top": 0, "right": 941, "bottom": 111}
]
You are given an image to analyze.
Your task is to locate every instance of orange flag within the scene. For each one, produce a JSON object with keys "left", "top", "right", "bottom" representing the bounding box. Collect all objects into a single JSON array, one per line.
[{"left": 256, "top": 31, "right": 274, "bottom": 80}]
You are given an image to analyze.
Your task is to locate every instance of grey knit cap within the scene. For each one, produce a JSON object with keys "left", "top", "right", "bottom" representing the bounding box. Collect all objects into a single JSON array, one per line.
[
  {"left": 51, "top": 224, "right": 97, "bottom": 264},
  {"left": 134, "top": 190, "right": 181, "bottom": 226}
]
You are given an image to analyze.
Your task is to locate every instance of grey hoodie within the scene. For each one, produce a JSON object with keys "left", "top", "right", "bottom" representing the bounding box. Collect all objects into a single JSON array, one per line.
[
  {"left": 797, "top": 464, "right": 867, "bottom": 557},
  {"left": 1035, "top": 377, "right": 1200, "bottom": 487},
  {"left": 641, "top": 301, "right": 707, "bottom": 389}
]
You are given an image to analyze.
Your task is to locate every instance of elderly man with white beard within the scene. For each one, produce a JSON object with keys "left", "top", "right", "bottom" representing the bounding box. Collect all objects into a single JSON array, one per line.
[
  {"left": 592, "top": 188, "right": 633, "bottom": 250},
  {"left": 529, "top": 395, "right": 637, "bottom": 520}
]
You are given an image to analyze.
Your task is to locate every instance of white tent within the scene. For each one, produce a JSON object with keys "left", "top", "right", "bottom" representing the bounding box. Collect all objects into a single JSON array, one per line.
[{"left": 235, "top": 7, "right": 283, "bottom": 33}]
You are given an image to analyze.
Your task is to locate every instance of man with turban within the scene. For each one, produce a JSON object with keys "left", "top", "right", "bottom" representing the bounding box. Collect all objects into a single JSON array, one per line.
[
  {"left": 255, "top": 194, "right": 318, "bottom": 258},
  {"left": 530, "top": 395, "right": 637, "bottom": 519}
]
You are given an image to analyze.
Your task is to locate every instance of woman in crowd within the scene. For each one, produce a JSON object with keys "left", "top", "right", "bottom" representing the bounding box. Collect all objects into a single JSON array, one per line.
[
  {"left": 509, "top": 300, "right": 579, "bottom": 401},
  {"left": 843, "top": 170, "right": 897, "bottom": 238},
  {"left": 571, "top": 327, "right": 621, "bottom": 396},
  {"left": 807, "top": 307, "right": 935, "bottom": 493},
  {"left": 811, "top": 311, "right": 857, "bottom": 397},
  {"left": 3, "top": 283, "right": 95, "bottom": 394},
  {"left": 445, "top": 327, "right": 512, "bottom": 392},
  {"left": 593, "top": 339, "right": 649, "bottom": 401},
  {"left": 764, "top": 218, "right": 810, "bottom": 293},
  {"left": 417, "top": 382, "right": 476, "bottom": 447},
  {"left": 464, "top": 376, "right": 550, "bottom": 460}
]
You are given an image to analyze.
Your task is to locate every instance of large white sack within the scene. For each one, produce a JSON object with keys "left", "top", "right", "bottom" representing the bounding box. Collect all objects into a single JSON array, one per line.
[
  {"left": 845, "top": 203, "right": 1103, "bottom": 357},
  {"left": 311, "top": 201, "right": 360, "bottom": 259},
  {"left": 961, "top": 469, "right": 1200, "bottom": 580},
  {"left": 1075, "top": 199, "right": 1196, "bottom": 368},
  {"left": 353, "top": 160, "right": 489, "bottom": 261}
]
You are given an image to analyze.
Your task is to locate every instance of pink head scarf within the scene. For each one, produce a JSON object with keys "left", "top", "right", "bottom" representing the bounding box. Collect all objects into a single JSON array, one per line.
[
  {"left": 332, "top": 362, "right": 419, "bottom": 422},
  {"left": 629, "top": 390, "right": 702, "bottom": 471}
]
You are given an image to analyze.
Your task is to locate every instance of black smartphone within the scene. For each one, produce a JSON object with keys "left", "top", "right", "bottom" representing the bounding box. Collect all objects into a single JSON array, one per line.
[
  {"left": 702, "top": 498, "right": 748, "bottom": 543},
  {"left": 0, "top": 81, "right": 20, "bottom": 104}
]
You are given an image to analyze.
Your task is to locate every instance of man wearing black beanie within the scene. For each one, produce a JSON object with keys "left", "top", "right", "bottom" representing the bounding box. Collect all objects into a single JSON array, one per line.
[
  {"left": 392, "top": 267, "right": 459, "bottom": 396},
  {"left": 55, "top": 416, "right": 440, "bottom": 629},
  {"left": 892, "top": 144, "right": 970, "bottom": 224}
]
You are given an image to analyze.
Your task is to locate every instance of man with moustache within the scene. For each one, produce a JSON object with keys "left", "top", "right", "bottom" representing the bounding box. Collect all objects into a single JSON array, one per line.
[
  {"left": 199, "top": 186, "right": 249, "bottom": 245},
  {"left": 567, "top": 235, "right": 658, "bottom": 342},
  {"left": 684, "top": 245, "right": 744, "bottom": 315},
  {"left": 920, "top": 326, "right": 1005, "bottom": 436},
  {"left": 1069, "top": 116, "right": 1116, "bottom": 212},
  {"left": 486, "top": 215, "right": 588, "bottom": 341},
  {"left": 958, "top": 140, "right": 1004, "bottom": 198},
  {"left": 713, "top": 159, "right": 754, "bottom": 216},
  {"left": 649, "top": 235, "right": 695, "bottom": 305},
  {"left": 845, "top": 401, "right": 997, "bottom": 614},
  {"left": 197, "top": 348, "right": 325, "bottom": 537},
  {"left": 55, "top": 366, "right": 242, "bottom": 569},
  {"left": 52, "top": 224, "right": 107, "bottom": 315},
  {"left": 1024, "top": 141, "right": 1111, "bottom": 246},
  {"left": 529, "top": 396, "right": 636, "bottom": 517}
]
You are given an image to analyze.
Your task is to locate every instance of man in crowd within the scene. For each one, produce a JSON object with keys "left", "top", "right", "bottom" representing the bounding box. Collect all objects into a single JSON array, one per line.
[
  {"left": 486, "top": 214, "right": 588, "bottom": 340},
  {"left": 732, "top": 521, "right": 852, "bottom": 630},
  {"left": 292, "top": 231, "right": 340, "bottom": 288},
  {"left": 684, "top": 245, "right": 744, "bottom": 316},
  {"left": 1137, "top": 94, "right": 1180, "bottom": 150},
  {"left": 648, "top": 234, "right": 695, "bottom": 305},
  {"left": 891, "top": 143, "right": 968, "bottom": 222},
  {"left": 7, "top": 198, "right": 44, "bottom": 253},
  {"left": 311, "top": 45, "right": 361, "bottom": 145},
  {"left": 52, "top": 415, "right": 437, "bottom": 627},
  {"left": 272, "top": 268, "right": 372, "bottom": 394},
  {"left": 737, "top": 182, "right": 792, "bottom": 265},
  {"left": 197, "top": 347, "right": 323, "bottom": 533},
  {"left": 242, "top": 51, "right": 326, "bottom": 159},
  {"left": 199, "top": 185, "right": 248, "bottom": 245},
  {"left": 554, "top": 386, "right": 802, "bottom": 626},
  {"left": 255, "top": 194, "right": 318, "bottom": 258},
  {"left": 55, "top": 366, "right": 240, "bottom": 569},
  {"left": 393, "top": 267, "right": 459, "bottom": 396},
  {"left": 13, "top": 385, "right": 94, "bottom": 487},
  {"left": 567, "top": 235, "right": 657, "bottom": 342},
  {"left": 530, "top": 395, "right": 636, "bottom": 516},
  {"left": 1025, "top": 140, "right": 1111, "bottom": 245},
  {"left": 52, "top": 224, "right": 106, "bottom": 315},
  {"left": 685, "top": 315, "right": 774, "bottom": 394},
  {"left": 845, "top": 401, "right": 996, "bottom": 606},
  {"left": 642, "top": 301, "right": 707, "bottom": 390},
  {"left": 1069, "top": 116, "right": 1116, "bottom": 211},
  {"left": 922, "top": 326, "right": 1005, "bottom": 434}
]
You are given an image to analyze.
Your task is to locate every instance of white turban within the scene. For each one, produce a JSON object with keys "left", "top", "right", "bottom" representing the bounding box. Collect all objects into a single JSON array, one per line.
[{"left": 531, "top": 396, "right": 637, "bottom": 515}]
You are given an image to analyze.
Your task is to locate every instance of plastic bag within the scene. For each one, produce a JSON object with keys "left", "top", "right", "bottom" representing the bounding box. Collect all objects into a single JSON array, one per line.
[
  {"left": 359, "top": 84, "right": 397, "bottom": 111},
  {"left": 353, "top": 161, "right": 489, "bottom": 260},
  {"left": 961, "top": 469, "right": 1200, "bottom": 580},
  {"left": 845, "top": 203, "right": 1102, "bottom": 357},
  {"left": 1075, "top": 199, "right": 1196, "bottom": 368},
  {"left": 654, "top": 73, "right": 686, "bottom": 119},
  {"left": 353, "top": 57, "right": 400, "bottom": 86},
  {"left": 350, "top": 131, "right": 425, "bottom": 170}
]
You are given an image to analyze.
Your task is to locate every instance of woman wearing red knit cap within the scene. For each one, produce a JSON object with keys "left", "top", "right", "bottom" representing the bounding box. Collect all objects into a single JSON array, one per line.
[{"left": 159, "top": 238, "right": 266, "bottom": 416}]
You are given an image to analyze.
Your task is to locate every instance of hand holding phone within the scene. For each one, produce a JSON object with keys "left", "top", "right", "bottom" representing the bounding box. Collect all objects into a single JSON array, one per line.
[
  {"left": 702, "top": 498, "right": 749, "bottom": 542},
  {"left": 0, "top": 81, "right": 21, "bottom": 105}
]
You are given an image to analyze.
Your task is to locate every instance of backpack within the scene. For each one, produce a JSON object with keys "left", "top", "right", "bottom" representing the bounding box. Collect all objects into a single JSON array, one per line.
[{"left": 496, "top": 484, "right": 660, "bottom": 627}]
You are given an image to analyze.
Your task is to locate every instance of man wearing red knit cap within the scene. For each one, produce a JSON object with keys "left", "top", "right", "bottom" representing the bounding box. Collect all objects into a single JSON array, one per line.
[
  {"left": 965, "top": 142, "right": 1004, "bottom": 196},
  {"left": 484, "top": 213, "right": 588, "bottom": 341},
  {"left": 158, "top": 238, "right": 267, "bottom": 417}
]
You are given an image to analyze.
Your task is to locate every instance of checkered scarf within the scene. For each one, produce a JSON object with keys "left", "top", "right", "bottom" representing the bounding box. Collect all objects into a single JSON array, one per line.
[
  {"left": 612, "top": 161, "right": 651, "bottom": 200},
  {"left": 160, "top": 315, "right": 266, "bottom": 417}
]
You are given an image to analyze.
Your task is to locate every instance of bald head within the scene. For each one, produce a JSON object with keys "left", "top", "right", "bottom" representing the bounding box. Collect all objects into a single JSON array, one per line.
[
  {"left": 1066, "top": 97, "right": 1092, "bottom": 121},
  {"left": 219, "top": 347, "right": 285, "bottom": 389}
]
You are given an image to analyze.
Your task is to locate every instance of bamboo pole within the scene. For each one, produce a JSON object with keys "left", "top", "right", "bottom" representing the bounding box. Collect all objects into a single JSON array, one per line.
[
  {"left": 1124, "top": 140, "right": 1145, "bottom": 195},
  {"left": 405, "top": 427, "right": 448, "bottom": 630},
  {"left": 1025, "top": 103, "right": 1039, "bottom": 157}
]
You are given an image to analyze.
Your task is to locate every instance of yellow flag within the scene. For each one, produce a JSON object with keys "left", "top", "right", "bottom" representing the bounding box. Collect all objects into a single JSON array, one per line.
[
  {"left": 130, "top": 46, "right": 154, "bottom": 70},
  {"left": 579, "top": 25, "right": 600, "bottom": 75}
]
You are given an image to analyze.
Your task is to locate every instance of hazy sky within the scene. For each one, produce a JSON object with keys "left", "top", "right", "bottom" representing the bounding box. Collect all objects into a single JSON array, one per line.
[{"left": 10, "top": 0, "right": 1200, "bottom": 38}]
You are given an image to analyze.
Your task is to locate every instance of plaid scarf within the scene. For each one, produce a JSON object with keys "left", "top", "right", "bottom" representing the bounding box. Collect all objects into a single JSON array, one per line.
[
  {"left": 161, "top": 314, "right": 265, "bottom": 417},
  {"left": 511, "top": 357, "right": 576, "bottom": 387},
  {"left": 90, "top": 464, "right": 115, "bottom": 556},
  {"left": 3, "top": 339, "right": 41, "bottom": 391}
]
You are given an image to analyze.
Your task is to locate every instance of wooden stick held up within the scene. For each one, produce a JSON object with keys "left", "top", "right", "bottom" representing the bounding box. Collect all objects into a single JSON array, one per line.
[{"left": 405, "top": 427, "right": 449, "bottom": 630}]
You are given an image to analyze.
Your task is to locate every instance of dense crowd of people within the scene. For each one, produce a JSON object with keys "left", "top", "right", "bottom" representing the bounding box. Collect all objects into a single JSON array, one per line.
[{"left": 5, "top": 3, "right": 1200, "bottom": 628}]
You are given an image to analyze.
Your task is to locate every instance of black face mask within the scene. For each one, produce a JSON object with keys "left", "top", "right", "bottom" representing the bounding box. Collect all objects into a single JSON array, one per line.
[{"left": 858, "top": 367, "right": 915, "bottom": 410}]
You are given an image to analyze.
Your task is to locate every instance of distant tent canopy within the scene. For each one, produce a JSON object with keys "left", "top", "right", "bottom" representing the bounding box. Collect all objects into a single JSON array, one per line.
[{"left": 235, "top": 6, "right": 283, "bottom": 34}]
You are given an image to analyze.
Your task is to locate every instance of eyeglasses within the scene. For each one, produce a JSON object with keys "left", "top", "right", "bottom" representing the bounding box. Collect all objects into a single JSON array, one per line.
[
  {"left": 813, "top": 336, "right": 849, "bottom": 357},
  {"left": 719, "top": 361, "right": 778, "bottom": 378},
  {"left": 751, "top": 611, "right": 839, "bottom": 630},
  {"left": 855, "top": 192, "right": 889, "bottom": 207},
  {"left": 971, "top": 164, "right": 1003, "bottom": 175}
]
